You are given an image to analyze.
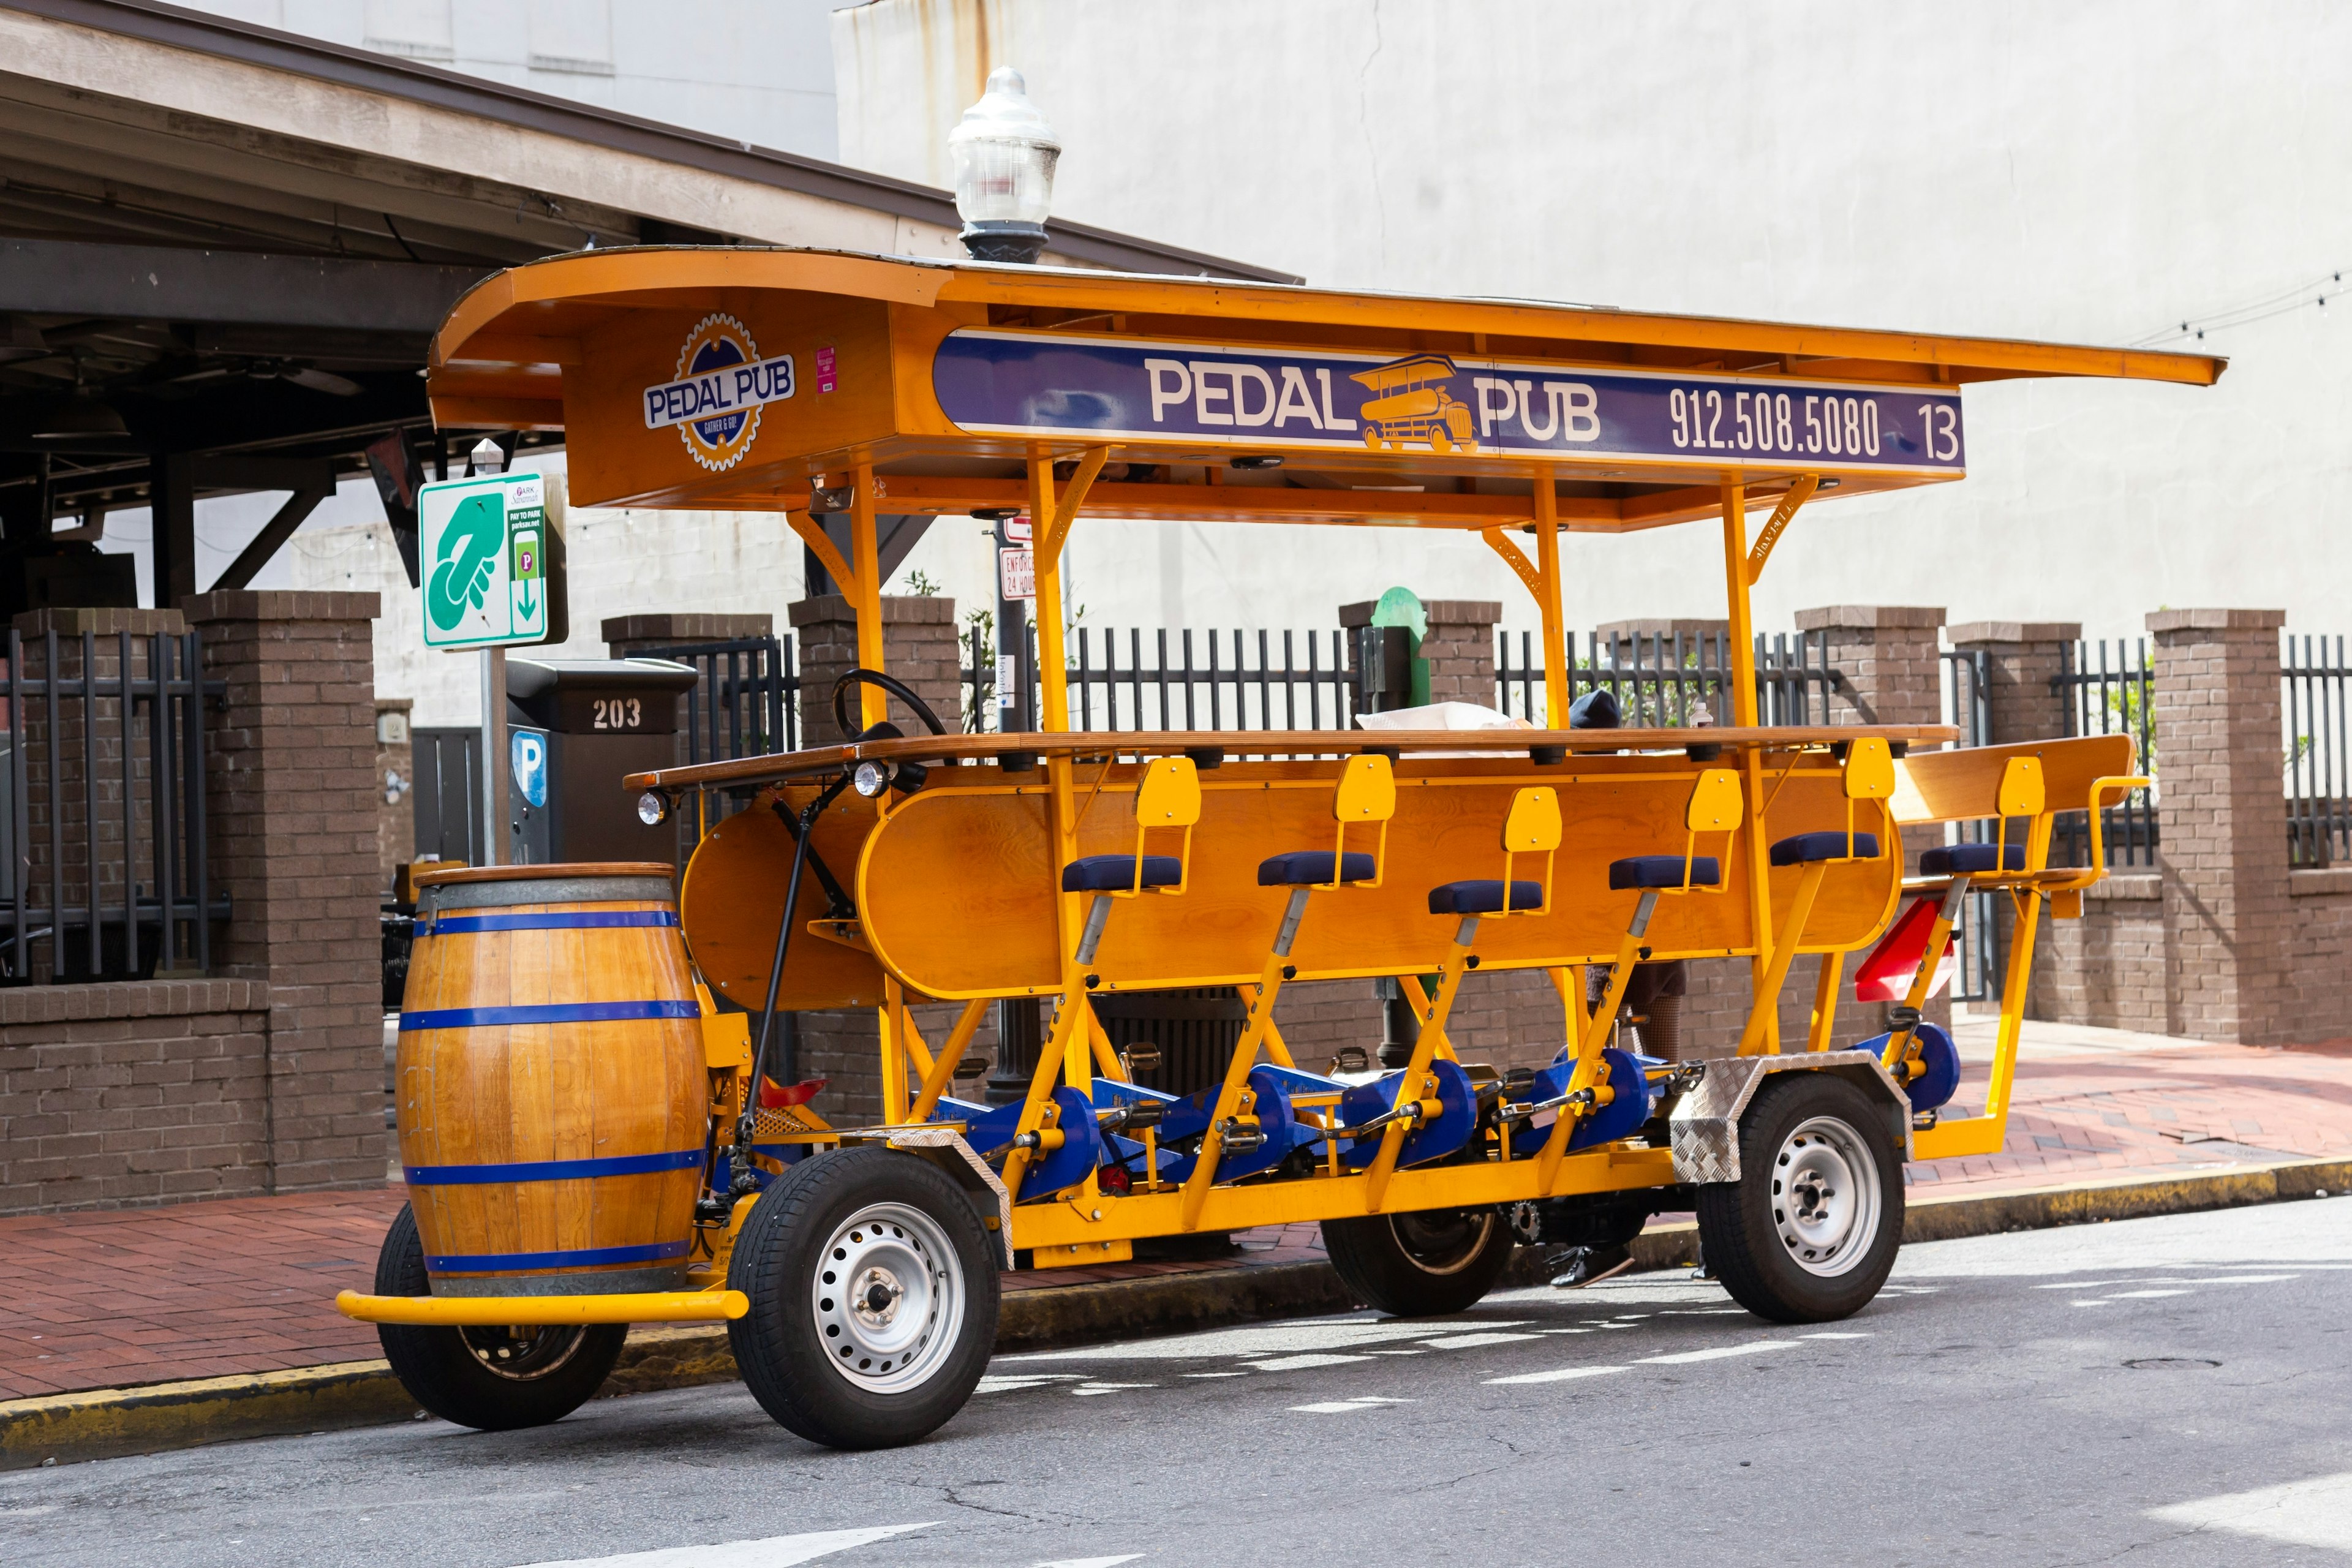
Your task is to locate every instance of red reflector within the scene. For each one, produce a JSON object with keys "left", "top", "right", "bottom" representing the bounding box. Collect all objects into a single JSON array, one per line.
[
  {"left": 1854, "top": 897, "right": 1956, "bottom": 1003},
  {"left": 759, "top": 1076, "right": 827, "bottom": 1108},
  {"left": 1097, "top": 1162, "right": 1133, "bottom": 1196}
]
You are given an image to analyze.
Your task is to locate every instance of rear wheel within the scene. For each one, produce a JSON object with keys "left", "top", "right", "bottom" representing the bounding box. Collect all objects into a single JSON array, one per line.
[
  {"left": 372, "top": 1204, "right": 626, "bottom": 1431},
  {"left": 1322, "top": 1205, "right": 1512, "bottom": 1316},
  {"left": 728, "top": 1147, "right": 1000, "bottom": 1450},
  {"left": 1695, "top": 1072, "right": 1904, "bottom": 1322}
]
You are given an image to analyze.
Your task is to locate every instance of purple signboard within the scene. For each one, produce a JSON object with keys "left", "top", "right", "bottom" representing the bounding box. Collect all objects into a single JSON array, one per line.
[{"left": 931, "top": 328, "right": 1964, "bottom": 474}]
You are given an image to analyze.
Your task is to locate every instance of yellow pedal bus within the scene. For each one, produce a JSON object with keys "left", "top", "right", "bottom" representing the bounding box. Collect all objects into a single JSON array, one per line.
[{"left": 337, "top": 246, "right": 2218, "bottom": 1449}]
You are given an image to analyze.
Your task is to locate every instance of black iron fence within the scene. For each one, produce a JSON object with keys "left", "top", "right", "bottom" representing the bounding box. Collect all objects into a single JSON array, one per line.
[
  {"left": 635, "top": 634, "right": 798, "bottom": 767},
  {"left": 1494, "top": 628, "right": 1839, "bottom": 726},
  {"left": 965, "top": 622, "right": 1363, "bottom": 739},
  {"left": 2053, "top": 638, "right": 2158, "bottom": 868},
  {"left": 1, "top": 627, "right": 225, "bottom": 982},
  {"left": 2285, "top": 632, "right": 2351, "bottom": 867}
]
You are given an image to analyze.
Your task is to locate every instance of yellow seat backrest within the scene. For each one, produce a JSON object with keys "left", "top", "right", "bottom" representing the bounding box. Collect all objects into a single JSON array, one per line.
[
  {"left": 1836, "top": 737, "right": 1896, "bottom": 859},
  {"left": 1676, "top": 767, "right": 1742, "bottom": 893},
  {"left": 1125, "top": 755, "right": 1200, "bottom": 895},
  {"left": 1498, "top": 785, "right": 1561, "bottom": 916},
  {"left": 1322, "top": 752, "right": 1395, "bottom": 889}
]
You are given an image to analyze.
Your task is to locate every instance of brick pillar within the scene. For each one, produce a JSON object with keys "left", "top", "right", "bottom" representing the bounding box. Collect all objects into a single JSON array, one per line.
[
  {"left": 788, "top": 595, "right": 961, "bottom": 745},
  {"left": 185, "top": 590, "right": 385, "bottom": 1192},
  {"left": 2149, "top": 609, "right": 2291, "bottom": 1044},
  {"left": 780, "top": 594, "right": 969, "bottom": 1124},
  {"left": 1945, "top": 620, "right": 2081, "bottom": 744},
  {"left": 1415, "top": 600, "right": 1502, "bottom": 706}
]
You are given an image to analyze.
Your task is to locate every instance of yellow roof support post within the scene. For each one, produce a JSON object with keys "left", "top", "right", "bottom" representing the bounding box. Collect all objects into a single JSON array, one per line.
[
  {"left": 1533, "top": 472, "right": 1569, "bottom": 728},
  {"left": 1746, "top": 473, "right": 1820, "bottom": 586},
  {"left": 849, "top": 462, "right": 886, "bottom": 731},
  {"left": 1721, "top": 480, "right": 1781, "bottom": 1052}
]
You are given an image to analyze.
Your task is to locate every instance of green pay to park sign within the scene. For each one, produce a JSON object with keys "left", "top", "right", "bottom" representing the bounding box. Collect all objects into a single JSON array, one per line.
[{"left": 418, "top": 471, "right": 563, "bottom": 650}]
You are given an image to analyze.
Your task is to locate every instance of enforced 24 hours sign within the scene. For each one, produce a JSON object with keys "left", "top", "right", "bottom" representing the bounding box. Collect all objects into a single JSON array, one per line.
[{"left": 418, "top": 471, "right": 552, "bottom": 650}]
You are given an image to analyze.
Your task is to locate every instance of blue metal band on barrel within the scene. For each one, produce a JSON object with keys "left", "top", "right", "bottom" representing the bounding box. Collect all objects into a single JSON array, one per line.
[
  {"left": 427, "top": 911, "right": 680, "bottom": 933},
  {"left": 402, "top": 1147, "right": 704, "bottom": 1185},
  {"left": 398, "top": 1000, "right": 701, "bottom": 1030},
  {"left": 424, "top": 1240, "right": 692, "bottom": 1272}
]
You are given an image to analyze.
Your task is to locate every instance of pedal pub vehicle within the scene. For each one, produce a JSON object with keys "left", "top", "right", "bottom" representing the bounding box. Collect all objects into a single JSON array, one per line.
[{"left": 337, "top": 247, "right": 2220, "bottom": 1449}]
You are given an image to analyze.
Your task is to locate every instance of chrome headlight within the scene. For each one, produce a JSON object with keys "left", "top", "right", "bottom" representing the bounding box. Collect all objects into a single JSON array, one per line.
[
  {"left": 636, "top": 791, "right": 669, "bottom": 826},
  {"left": 853, "top": 760, "right": 890, "bottom": 797}
]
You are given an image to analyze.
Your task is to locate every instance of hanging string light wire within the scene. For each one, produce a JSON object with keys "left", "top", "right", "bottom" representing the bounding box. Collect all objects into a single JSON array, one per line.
[{"left": 2135, "top": 270, "right": 2345, "bottom": 345}]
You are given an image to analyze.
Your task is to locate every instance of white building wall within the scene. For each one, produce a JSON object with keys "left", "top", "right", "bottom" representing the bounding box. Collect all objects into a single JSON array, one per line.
[
  {"left": 179, "top": 0, "right": 847, "bottom": 158},
  {"left": 833, "top": 0, "right": 2352, "bottom": 645}
]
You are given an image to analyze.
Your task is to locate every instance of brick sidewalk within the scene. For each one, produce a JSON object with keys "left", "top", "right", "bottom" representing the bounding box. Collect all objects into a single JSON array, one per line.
[{"left": 9, "top": 1020, "right": 2352, "bottom": 1401}]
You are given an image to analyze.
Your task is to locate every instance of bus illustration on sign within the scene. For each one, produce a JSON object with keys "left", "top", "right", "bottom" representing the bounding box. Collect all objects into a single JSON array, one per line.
[{"left": 1352, "top": 354, "right": 1477, "bottom": 453}]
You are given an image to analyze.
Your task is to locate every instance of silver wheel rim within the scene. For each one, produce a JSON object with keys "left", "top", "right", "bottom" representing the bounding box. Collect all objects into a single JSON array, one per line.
[
  {"left": 1771, "top": 1115, "right": 1882, "bottom": 1277},
  {"left": 460, "top": 1324, "right": 587, "bottom": 1382},
  {"left": 1390, "top": 1208, "right": 1497, "bottom": 1276},
  {"left": 812, "top": 1201, "right": 965, "bottom": 1393}
]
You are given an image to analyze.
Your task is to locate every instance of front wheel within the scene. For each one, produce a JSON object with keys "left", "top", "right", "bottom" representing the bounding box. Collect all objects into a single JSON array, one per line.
[
  {"left": 1695, "top": 1072, "right": 1904, "bottom": 1322},
  {"left": 1321, "top": 1206, "right": 1513, "bottom": 1316},
  {"left": 728, "top": 1147, "right": 1000, "bottom": 1450},
  {"left": 373, "top": 1204, "right": 626, "bottom": 1431}
]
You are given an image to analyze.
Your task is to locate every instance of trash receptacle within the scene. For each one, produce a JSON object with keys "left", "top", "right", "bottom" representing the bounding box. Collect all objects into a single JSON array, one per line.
[{"left": 505, "top": 657, "right": 699, "bottom": 864}]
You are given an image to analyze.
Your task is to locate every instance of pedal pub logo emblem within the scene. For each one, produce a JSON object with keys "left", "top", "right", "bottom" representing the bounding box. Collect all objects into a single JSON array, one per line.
[{"left": 643, "top": 313, "right": 796, "bottom": 471}]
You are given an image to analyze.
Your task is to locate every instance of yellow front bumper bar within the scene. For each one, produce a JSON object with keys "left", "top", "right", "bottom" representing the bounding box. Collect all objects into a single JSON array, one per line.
[{"left": 335, "top": 1289, "right": 749, "bottom": 1326}]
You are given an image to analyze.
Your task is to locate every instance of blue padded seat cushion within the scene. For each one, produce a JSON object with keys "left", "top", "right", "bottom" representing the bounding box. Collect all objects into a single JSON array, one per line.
[
  {"left": 1770, "top": 831, "right": 1881, "bottom": 866},
  {"left": 1427, "top": 879, "right": 1547, "bottom": 916},
  {"left": 1062, "top": 854, "right": 1183, "bottom": 893},
  {"left": 1919, "top": 842, "right": 2026, "bottom": 875},
  {"left": 1258, "top": 850, "right": 1378, "bottom": 886},
  {"left": 1609, "top": 854, "right": 1722, "bottom": 891}
]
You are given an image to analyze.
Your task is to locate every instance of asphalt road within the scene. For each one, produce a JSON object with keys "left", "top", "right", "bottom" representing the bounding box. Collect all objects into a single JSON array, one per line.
[{"left": 12, "top": 1199, "right": 2352, "bottom": 1568}]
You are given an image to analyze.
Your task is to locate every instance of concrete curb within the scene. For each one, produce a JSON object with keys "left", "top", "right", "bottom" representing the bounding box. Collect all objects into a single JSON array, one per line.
[{"left": 11, "top": 1155, "right": 2350, "bottom": 1469}]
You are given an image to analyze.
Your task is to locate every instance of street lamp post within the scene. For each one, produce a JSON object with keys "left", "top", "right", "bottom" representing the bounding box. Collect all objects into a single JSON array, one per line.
[
  {"left": 954, "top": 66, "right": 1060, "bottom": 1102},
  {"left": 948, "top": 67, "right": 1061, "bottom": 266}
]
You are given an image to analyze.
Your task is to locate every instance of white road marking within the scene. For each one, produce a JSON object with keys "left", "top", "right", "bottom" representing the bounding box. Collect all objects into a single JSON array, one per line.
[
  {"left": 2104, "top": 1289, "right": 2193, "bottom": 1300},
  {"left": 1637, "top": 1341, "right": 1798, "bottom": 1365},
  {"left": 1072, "top": 1382, "right": 1155, "bottom": 1396},
  {"left": 2072, "top": 1300, "right": 2111, "bottom": 1308},
  {"left": 1246, "top": 1352, "right": 1374, "bottom": 1371},
  {"left": 1290, "top": 1396, "right": 1413, "bottom": 1414},
  {"left": 1540, "top": 1327, "right": 1593, "bottom": 1334},
  {"left": 1484, "top": 1365, "right": 1627, "bottom": 1387},
  {"left": 1035, "top": 1558, "right": 1145, "bottom": 1567},
  {"left": 1800, "top": 1332, "right": 1871, "bottom": 1340},
  {"left": 1001, "top": 1319, "right": 1528, "bottom": 1363},
  {"left": 1419, "top": 1332, "right": 1541, "bottom": 1350},
  {"left": 974, "top": 1375, "right": 1082, "bottom": 1395},
  {"left": 2150, "top": 1469, "right": 2352, "bottom": 1551},
  {"left": 513, "top": 1523, "right": 935, "bottom": 1567},
  {"left": 1182, "top": 1371, "right": 1248, "bottom": 1378}
]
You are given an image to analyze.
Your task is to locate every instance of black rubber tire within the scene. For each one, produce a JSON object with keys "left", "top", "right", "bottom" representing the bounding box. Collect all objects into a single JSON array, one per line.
[
  {"left": 727, "top": 1146, "right": 1000, "bottom": 1450},
  {"left": 1695, "top": 1072, "right": 1905, "bottom": 1324},
  {"left": 372, "top": 1204, "right": 626, "bottom": 1431},
  {"left": 1321, "top": 1206, "right": 1514, "bottom": 1316}
]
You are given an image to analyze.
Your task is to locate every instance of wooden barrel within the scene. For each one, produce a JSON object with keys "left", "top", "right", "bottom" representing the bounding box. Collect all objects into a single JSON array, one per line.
[{"left": 398, "top": 863, "right": 706, "bottom": 1296}]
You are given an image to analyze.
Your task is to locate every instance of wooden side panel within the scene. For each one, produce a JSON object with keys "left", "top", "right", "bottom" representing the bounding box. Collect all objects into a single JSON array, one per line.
[
  {"left": 1891, "top": 734, "right": 2138, "bottom": 826},
  {"left": 857, "top": 758, "right": 1901, "bottom": 1000},
  {"left": 679, "top": 792, "right": 891, "bottom": 1011}
]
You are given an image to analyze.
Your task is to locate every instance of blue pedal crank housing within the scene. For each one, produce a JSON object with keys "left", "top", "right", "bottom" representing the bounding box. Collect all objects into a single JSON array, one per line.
[
  {"left": 954, "top": 1085, "right": 1102, "bottom": 1200},
  {"left": 1340, "top": 1059, "right": 1476, "bottom": 1169},
  {"left": 1860, "top": 1022, "right": 1961, "bottom": 1111},
  {"left": 1509, "top": 1047, "right": 1654, "bottom": 1156}
]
